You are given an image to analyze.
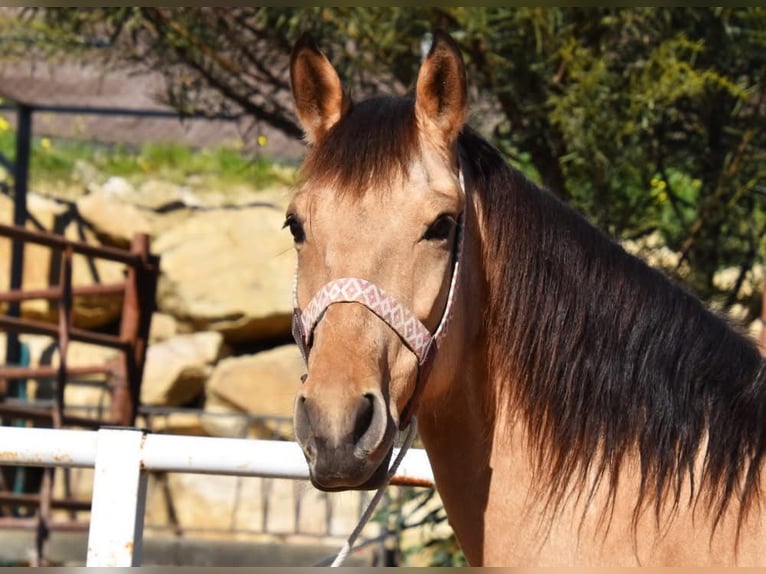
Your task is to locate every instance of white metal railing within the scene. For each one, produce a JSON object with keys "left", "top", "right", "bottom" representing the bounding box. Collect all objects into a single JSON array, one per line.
[{"left": 0, "top": 426, "right": 434, "bottom": 566}]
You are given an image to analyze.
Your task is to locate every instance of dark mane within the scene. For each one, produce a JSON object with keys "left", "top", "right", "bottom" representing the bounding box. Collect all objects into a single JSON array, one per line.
[
  {"left": 459, "top": 126, "right": 766, "bottom": 532},
  {"left": 300, "top": 96, "right": 419, "bottom": 195}
]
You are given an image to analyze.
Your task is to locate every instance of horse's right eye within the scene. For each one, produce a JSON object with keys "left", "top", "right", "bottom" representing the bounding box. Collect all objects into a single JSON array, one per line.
[
  {"left": 283, "top": 213, "right": 306, "bottom": 244},
  {"left": 423, "top": 214, "right": 456, "bottom": 242}
]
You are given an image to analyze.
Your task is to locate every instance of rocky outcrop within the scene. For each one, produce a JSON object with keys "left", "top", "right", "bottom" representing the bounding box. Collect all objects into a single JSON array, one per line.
[
  {"left": 152, "top": 190, "right": 295, "bottom": 343},
  {"left": 76, "top": 183, "right": 154, "bottom": 248},
  {"left": 202, "top": 344, "right": 303, "bottom": 439},
  {"left": 140, "top": 331, "right": 229, "bottom": 406},
  {"left": 0, "top": 191, "right": 126, "bottom": 328},
  {"left": 75, "top": 176, "right": 298, "bottom": 345},
  {"left": 2, "top": 175, "right": 305, "bottom": 436}
]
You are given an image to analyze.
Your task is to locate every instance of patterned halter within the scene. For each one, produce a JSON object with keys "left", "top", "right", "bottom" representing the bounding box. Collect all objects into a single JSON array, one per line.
[{"left": 291, "top": 170, "right": 466, "bottom": 429}]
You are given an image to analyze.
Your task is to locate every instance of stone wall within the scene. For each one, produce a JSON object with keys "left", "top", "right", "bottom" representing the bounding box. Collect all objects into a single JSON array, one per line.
[{"left": 1, "top": 171, "right": 303, "bottom": 431}]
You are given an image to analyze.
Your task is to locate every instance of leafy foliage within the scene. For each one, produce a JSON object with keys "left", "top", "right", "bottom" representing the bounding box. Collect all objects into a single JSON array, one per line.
[
  {"left": 372, "top": 486, "right": 466, "bottom": 566},
  {"left": 11, "top": 7, "right": 762, "bottom": 311}
]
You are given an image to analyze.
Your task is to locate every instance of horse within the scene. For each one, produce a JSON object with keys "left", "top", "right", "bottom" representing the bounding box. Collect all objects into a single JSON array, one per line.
[{"left": 285, "top": 30, "right": 766, "bottom": 566}]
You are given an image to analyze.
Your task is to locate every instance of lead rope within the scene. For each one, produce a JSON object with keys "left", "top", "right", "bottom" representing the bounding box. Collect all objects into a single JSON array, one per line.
[{"left": 329, "top": 416, "right": 419, "bottom": 567}]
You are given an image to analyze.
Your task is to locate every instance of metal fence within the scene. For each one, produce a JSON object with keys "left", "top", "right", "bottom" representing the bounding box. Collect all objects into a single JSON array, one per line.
[{"left": 0, "top": 424, "right": 434, "bottom": 566}]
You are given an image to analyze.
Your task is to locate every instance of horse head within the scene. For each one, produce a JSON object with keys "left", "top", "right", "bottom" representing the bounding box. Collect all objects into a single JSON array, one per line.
[{"left": 287, "top": 31, "right": 469, "bottom": 491}]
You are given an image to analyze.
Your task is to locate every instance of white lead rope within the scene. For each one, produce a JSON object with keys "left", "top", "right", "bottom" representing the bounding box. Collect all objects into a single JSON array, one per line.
[{"left": 329, "top": 416, "right": 419, "bottom": 567}]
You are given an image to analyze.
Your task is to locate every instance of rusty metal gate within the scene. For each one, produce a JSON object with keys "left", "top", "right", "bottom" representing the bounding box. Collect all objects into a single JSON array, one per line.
[{"left": 0, "top": 222, "right": 159, "bottom": 565}]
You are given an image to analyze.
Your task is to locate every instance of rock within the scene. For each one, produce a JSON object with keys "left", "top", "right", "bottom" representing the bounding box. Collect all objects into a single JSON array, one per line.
[
  {"left": 153, "top": 197, "right": 295, "bottom": 343},
  {"left": 202, "top": 344, "right": 303, "bottom": 439},
  {"left": 134, "top": 179, "right": 189, "bottom": 211},
  {"left": 140, "top": 331, "right": 228, "bottom": 406},
  {"left": 1, "top": 192, "right": 65, "bottom": 319},
  {"left": 0, "top": 192, "right": 126, "bottom": 328},
  {"left": 148, "top": 311, "right": 181, "bottom": 344},
  {"left": 200, "top": 393, "right": 295, "bottom": 440},
  {"left": 141, "top": 471, "right": 375, "bottom": 542},
  {"left": 76, "top": 188, "right": 154, "bottom": 248},
  {"left": 199, "top": 392, "right": 250, "bottom": 438},
  {"left": 205, "top": 344, "right": 303, "bottom": 419},
  {"left": 138, "top": 410, "right": 207, "bottom": 436},
  {"left": 100, "top": 175, "right": 135, "bottom": 198},
  {"left": 60, "top": 217, "right": 127, "bottom": 329}
]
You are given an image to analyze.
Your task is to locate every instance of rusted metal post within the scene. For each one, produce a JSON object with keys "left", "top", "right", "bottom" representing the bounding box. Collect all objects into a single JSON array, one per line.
[
  {"left": 112, "top": 234, "right": 157, "bottom": 426},
  {"left": 54, "top": 246, "right": 73, "bottom": 430},
  {"left": 112, "top": 238, "right": 139, "bottom": 426},
  {"left": 5, "top": 104, "right": 32, "bottom": 397}
]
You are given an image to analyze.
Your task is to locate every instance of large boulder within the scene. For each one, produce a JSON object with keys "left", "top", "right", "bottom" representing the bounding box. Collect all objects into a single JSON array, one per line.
[
  {"left": 141, "top": 471, "right": 372, "bottom": 542},
  {"left": 140, "top": 331, "right": 228, "bottom": 406},
  {"left": 78, "top": 177, "right": 204, "bottom": 240},
  {"left": 205, "top": 344, "right": 302, "bottom": 416},
  {"left": 76, "top": 179, "right": 154, "bottom": 248},
  {"left": 0, "top": 192, "right": 66, "bottom": 321},
  {"left": 147, "top": 311, "right": 182, "bottom": 344},
  {"left": 0, "top": 192, "right": 126, "bottom": 328},
  {"left": 202, "top": 344, "right": 303, "bottom": 438},
  {"left": 153, "top": 189, "right": 295, "bottom": 343},
  {"left": 198, "top": 392, "right": 251, "bottom": 438}
]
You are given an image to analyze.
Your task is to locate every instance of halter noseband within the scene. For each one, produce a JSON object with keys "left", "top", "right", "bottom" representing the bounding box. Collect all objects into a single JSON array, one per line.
[{"left": 291, "top": 170, "right": 466, "bottom": 430}]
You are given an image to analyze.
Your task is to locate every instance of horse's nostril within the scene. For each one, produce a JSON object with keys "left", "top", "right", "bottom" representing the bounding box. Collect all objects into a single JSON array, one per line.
[
  {"left": 353, "top": 394, "right": 375, "bottom": 444},
  {"left": 294, "top": 395, "right": 317, "bottom": 463},
  {"left": 354, "top": 392, "right": 389, "bottom": 456}
]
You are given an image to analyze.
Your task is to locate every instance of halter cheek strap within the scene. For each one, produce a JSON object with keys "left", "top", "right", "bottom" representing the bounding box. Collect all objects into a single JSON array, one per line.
[{"left": 291, "top": 171, "right": 465, "bottom": 429}]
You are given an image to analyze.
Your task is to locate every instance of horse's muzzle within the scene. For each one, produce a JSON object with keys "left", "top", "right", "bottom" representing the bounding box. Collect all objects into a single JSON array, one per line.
[{"left": 294, "top": 387, "right": 394, "bottom": 491}]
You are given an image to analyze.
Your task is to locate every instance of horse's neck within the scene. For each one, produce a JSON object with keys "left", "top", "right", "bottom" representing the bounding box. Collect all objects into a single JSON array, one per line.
[
  {"left": 417, "top": 359, "right": 535, "bottom": 566},
  {"left": 416, "top": 353, "right": 494, "bottom": 566}
]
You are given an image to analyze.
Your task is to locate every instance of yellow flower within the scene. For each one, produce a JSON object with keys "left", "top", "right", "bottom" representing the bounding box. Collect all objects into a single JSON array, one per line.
[
  {"left": 0, "top": 116, "right": 9, "bottom": 133},
  {"left": 650, "top": 176, "right": 667, "bottom": 191},
  {"left": 41, "top": 137, "right": 52, "bottom": 150},
  {"left": 257, "top": 135, "right": 268, "bottom": 147}
]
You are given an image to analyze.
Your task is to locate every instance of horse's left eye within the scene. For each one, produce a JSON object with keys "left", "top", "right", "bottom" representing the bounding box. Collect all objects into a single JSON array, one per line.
[
  {"left": 423, "top": 214, "right": 456, "bottom": 242},
  {"left": 283, "top": 213, "right": 306, "bottom": 244}
]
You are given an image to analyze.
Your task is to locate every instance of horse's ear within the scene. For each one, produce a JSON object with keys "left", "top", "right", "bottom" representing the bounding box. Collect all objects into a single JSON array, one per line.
[
  {"left": 415, "top": 30, "right": 467, "bottom": 146},
  {"left": 290, "top": 33, "right": 350, "bottom": 144}
]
